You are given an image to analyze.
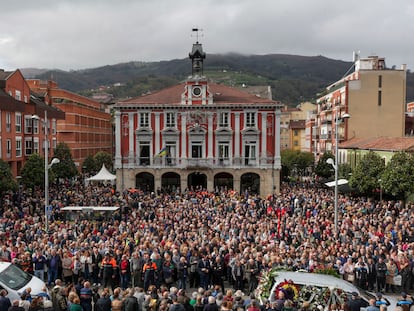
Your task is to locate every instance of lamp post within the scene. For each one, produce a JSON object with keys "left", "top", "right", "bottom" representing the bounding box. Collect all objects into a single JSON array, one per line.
[
  {"left": 327, "top": 111, "right": 350, "bottom": 236},
  {"left": 34, "top": 111, "right": 60, "bottom": 232}
]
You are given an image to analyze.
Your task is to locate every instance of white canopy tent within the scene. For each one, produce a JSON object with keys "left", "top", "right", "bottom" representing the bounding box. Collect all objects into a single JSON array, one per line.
[
  {"left": 86, "top": 164, "right": 116, "bottom": 184},
  {"left": 324, "top": 179, "right": 349, "bottom": 187}
]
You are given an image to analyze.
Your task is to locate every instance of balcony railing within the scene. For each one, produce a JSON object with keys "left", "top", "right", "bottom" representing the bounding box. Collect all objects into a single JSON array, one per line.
[
  {"left": 320, "top": 133, "right": 332, "bottom": 140},
  {"left": 116, "top": 156, "right": 276, "bottom": 169}
]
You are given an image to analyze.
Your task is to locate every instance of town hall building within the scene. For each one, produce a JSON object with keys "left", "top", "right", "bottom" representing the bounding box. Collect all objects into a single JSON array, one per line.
[{"left": 113, "top": 40, "right": 282, "bottom": 195}]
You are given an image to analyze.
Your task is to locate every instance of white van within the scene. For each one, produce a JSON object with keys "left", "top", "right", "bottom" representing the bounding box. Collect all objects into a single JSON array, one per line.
[{"left": 0, "top": 262, "right": 47, "bottom": 301}]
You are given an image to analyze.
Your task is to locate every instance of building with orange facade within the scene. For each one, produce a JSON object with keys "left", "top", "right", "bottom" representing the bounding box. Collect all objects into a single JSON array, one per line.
[
  {"left": 0, "top": 69, "right": 64, "bottom": 177},
  {"left": 113, "top": 41, "right": 283, "bottom": 195},
  {"left": 27, "top": 80, "right": 112, "bottom": 167}
]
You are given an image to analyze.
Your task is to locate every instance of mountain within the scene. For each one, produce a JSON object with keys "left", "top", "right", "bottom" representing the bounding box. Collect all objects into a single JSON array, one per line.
[{"left": 21, "top": 54, "right": 414, "bottom": 105}]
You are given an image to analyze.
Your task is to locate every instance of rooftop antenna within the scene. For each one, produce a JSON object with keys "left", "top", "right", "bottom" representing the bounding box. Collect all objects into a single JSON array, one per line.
[{"left": 191, "top": 27, "right": 203, "bottom": 43}]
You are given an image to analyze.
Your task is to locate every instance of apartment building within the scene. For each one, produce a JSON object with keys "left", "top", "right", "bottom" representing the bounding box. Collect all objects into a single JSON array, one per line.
[
  {"left": 310, "top": 55, "right": 407, "bottom": 163},
  {"left": 27, "top": 80, "right": 112, "bottom": 167}
]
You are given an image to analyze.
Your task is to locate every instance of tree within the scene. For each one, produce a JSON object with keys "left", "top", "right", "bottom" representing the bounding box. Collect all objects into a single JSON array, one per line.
[
  {"left": 21, "top": 153, "right": 45, "bottom": 189},
  {"left": 381, "top": 152, "right": 414, "bottom": 203},
  {"left": 94, "top": 151, "right": 113, "bottom": 172},
  {"left": 315, "top": 151, "right": 335, "bottom": 179},
  {"left": 349, "top": 151, "right": 385, "bottom": 196},
  {"left": 0, "top": 159, "right": 17, "bottom": 203},
  {"left": 338, "top": 163, "right": 352, "bottom": 179},
  {"left": 52, "top": 142, "right": 78, "bottom": 179},
  {"left": 281, "top": 150, "right": 314, "bottom": 179},
  {"left": 82, "top": 155, "right": 97, "bottom": 174}
]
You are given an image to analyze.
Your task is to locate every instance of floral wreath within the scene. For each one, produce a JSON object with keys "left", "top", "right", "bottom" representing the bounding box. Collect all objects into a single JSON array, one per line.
[{"left": 275, "top": 279, "right": 300, "bottom": 301}]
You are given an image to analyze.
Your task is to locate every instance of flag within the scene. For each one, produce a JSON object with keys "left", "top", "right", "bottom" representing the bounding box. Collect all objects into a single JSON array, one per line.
[{"left": 156, "top": 147, "right": 167, "bottom": 157}]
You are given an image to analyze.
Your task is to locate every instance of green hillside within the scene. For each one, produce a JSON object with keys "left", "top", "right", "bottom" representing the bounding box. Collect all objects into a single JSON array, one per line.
[{"left": 25, "top": 54, "right": 414, "bottom": 105}]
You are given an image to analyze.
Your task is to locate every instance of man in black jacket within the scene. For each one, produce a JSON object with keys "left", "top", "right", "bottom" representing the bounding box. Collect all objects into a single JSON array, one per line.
[
  {"left": 94, "top": 289, "right": 111, "bottom": 311},
  {"left": 376, "top": 256, "right": 387, "bottom": 293},
  {"left": 0, "top": 290, "right": 10, "bottom": 311},
  {"left": 122, "top": 290, "right": 141, "bottom": 311}
]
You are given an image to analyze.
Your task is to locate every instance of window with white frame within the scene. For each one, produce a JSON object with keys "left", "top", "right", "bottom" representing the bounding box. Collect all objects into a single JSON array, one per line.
[
  {"left": 15, "top": 137, "right": 22, "bottom": 157},
  {"left": 24, "top": 116, "right": 33, "bottom": 134},
  {"left": 33, "top": 118, "right": 39, "bottom": 134},
  {"left": 219, "top": 112, "right": 229, "bottom": 127},
  {"left": 15, "top": 113, "right": 22, "bottom": 133},
  {"left": 6, "top": 112, "right": 11, "bottom": 132},
  {"left": 52, "top": 119, "right": 57, "bottom": 135},
  {"left": 245, "top": 112, "right": 256, "bottom": 127},
  {"left": 15, "top": 90, "right": 21, "bottom": 101},
  {"left": 33, "top": 138, "right": 39, "bottom": 154},
  {"left": 6, "top": 139, "right": 11, "bottom": 158},
  {"left": 52, "top": 138, "right": 57, "bottom": 149},
  {"left": 166, "top": 112, "right": 176, "bottom": 128},
  {"left": 218, "top": 142, "right": 230, "bottom": 160},
  {"left": 191, "top": 141, "right": 203, "bottom": 158},
  {"left": 25, "top": 138, "right": 33, "bottom": 156},
  {"left": 244, "top": 141, "right": 257, "bottom": 165},
  {"left": 140, "top": 112, "right": 150, "bottom": 128}
]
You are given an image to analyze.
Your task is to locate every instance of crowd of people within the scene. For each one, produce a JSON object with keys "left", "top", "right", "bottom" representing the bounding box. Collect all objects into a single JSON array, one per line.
[{"left": 0, "top": 178, "right": 414, "bottom": 311}]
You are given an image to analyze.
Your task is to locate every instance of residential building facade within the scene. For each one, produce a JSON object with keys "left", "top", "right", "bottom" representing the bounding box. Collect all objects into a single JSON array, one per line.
[
  {"left": 0, "top": 69, "right": 64, "bottom": 177},
  {"left": 311, "top": 55, "right": 407, "bottom": 163},
  {"left": 113, "top": 41, "right": 283, "bottom": 195},
  {"left": 27, "top": 80, "right": 112, "bottom": 167}
]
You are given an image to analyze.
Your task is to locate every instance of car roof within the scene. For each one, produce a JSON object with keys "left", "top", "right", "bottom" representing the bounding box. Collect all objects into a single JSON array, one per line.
[
  {"left": 272, "top": 271, "right": 361, "bottom": 294},
  {"left": 0, "top": 261, "right": 11, "bottom": 270}
]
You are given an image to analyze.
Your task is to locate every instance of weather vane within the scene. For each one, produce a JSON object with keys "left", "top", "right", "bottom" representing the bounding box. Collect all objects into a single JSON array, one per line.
[{"left": 191, "top": 27, "right": 203, "bottom": 43}]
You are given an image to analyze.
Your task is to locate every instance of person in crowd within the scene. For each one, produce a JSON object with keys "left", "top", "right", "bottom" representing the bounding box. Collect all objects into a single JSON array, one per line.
[
  {"left": 346, "top": 292, "right": 368, "bottom": 311},
  {"left": 32, "top": 250, "right": 47, "bottom": 282},
  {"left": 110, "top": 287, "right": 123, "bottom": 311},
  {"left": 101, "top": 252, "right": 117, "bottom": 290},
  {"left": 365, "top": 298, "right": 379, "bottom": 311},
  {"left": 177, "top": 257, "right": 189, "bottom": 290},
  {"left": 7, "top": 299, "right": 25, "bottom": 311},
  {"left": 143, "top": 256, "right": 158, "bottom": 292},
  {"left": 385, "top": 258, "right": 398, "bottom": 293},
  {"left": 119, "top": 254, "right": 131, "bottom": 290},
  {"left": 122, "top": 288, "right": 140, "bottom": 311},
  {"left": 376, "top": 256, "right": 387, "bottom": 293},
  {"left": 80, "top": 281, "right": 93, "bottom": 311},
  {"left": 396, "top": 292, "right": 414, "bottom": 311},
  {"left": 94, "top": 288, "right": 111, "bottom": 311},
  {"left": 46, "top": 248, "right": 61, "bottom": 287}
]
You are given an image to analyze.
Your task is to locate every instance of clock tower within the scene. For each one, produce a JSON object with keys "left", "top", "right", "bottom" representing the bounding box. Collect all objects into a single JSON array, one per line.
[{"left": 189, "top": 40, "right": 206, "bottom": 76}]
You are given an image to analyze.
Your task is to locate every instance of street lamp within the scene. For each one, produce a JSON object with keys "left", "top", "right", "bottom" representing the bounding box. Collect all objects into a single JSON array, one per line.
[
  {"left": 34, "top": 111, "right": 60, "bottom": 232},
  {"left": 327, "top": 112, "right": 350, "bottom": 236}
]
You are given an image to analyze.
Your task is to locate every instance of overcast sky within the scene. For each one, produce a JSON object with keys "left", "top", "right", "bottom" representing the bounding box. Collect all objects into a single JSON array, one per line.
[{"left": 0, "top": 0, "right": 413, "bottom": 71}]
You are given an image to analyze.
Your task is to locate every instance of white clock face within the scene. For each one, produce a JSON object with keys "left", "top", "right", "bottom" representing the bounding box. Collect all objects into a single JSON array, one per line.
[{"left": 192, "top": 86, "right": 202, "bottom": 97}]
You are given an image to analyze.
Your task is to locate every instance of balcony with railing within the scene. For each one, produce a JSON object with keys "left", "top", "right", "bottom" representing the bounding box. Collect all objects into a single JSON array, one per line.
[
  {"left": 320, "top": 133, "right": 332, "bottom": 140},
  {"left": 117, "top": 156, "right": 276, "bottom": 170}
]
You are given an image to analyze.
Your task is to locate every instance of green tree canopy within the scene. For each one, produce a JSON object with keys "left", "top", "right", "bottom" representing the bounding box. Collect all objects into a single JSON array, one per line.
[
  {"left": 21, "top": 153, "right": 45, "bottom": 189},
  {"left": 94, "top": 151, "right": 113, "bottom": 172},
  {"left": 315, "top": 151, "right": 335, "bottom": 179},
  {"left": 52, "top": 142, "right": 78, "bottom": 179},
  {"left": 381, "top": 152, "right": 414, "bottom": 201},
  {"left": 82, "top": 155, "right": 97, "bottom": 174},
  {"left": 349, "top": 151, "right": 385, "bottom": 196},
  {"left": 281, "top": 150, "right": 314, "bottom": 178},
  {"left": 0, "top": 159, "right": 17, "bottom": 199}
]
